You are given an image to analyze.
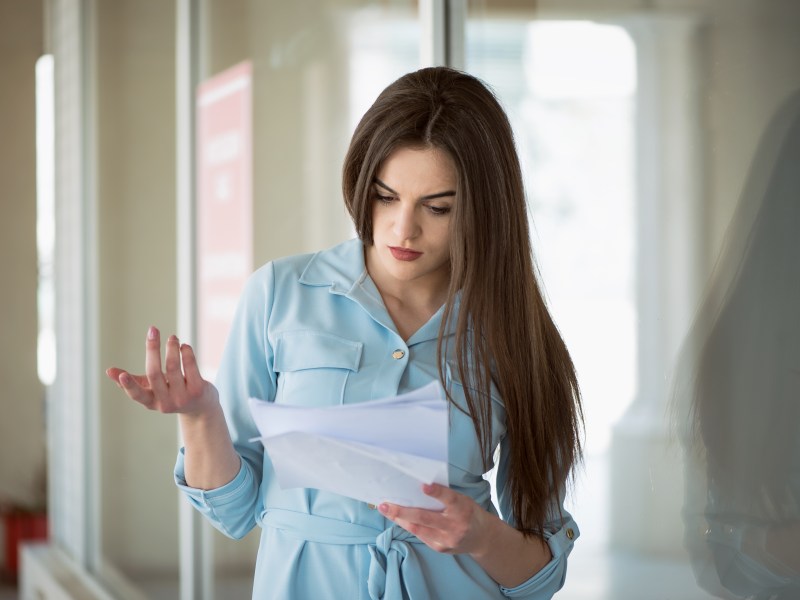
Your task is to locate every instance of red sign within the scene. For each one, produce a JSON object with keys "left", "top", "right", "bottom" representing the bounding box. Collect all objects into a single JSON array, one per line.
[{"left": 196, "top": 61, "right": 253, "bottom": 380}]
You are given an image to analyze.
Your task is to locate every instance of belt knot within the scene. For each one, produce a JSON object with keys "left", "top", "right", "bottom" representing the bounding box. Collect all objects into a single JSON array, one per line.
[{"left": 367, "top": 525, "right": 421, "bottom": 600}]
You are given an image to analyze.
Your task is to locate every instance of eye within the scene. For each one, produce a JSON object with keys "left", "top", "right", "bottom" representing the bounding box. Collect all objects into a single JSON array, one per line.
[
  {"left": 426, "top": 205, "right": 451, "bottom": 216},
  {"left": 373, "top": 193, "right": 395, "bottom": 205}
]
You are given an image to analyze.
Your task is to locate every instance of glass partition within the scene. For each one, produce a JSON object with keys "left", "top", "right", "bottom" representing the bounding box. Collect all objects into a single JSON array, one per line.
[
  {"left": 85, "top": 1, "right": 800, "bottom": 598},
  {"left": 193, "top": 1, "right": 421, "bottom": 596},
  {"left": 466, "top": 1, "right": 800, "bottom": 599}
]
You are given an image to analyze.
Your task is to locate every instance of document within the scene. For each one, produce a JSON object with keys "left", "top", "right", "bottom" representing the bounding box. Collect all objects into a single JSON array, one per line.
[{"left": 248, "top": 382, "right": 449, "bottom": 510}]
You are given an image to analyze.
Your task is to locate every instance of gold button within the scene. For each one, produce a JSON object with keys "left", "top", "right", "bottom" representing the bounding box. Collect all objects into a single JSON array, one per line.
[
  {"left": 392, "top": 349, "right": 405, "bottom": 360},
  {"left": 566, "top": 528, "right": 575, "bottom": 540},
  {"left": 367, "top": 503, "right": 377, "bottom": 510}
]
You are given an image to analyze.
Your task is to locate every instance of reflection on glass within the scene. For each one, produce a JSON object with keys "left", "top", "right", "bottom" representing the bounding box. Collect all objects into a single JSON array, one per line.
[{"left": 677, "top": 90, "right": 800, "bottom": 600}]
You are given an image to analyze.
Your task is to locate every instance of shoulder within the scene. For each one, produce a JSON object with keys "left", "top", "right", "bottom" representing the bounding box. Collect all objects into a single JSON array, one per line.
[
  {"left": 248, "top": 238, "right": 365, "bottom": 291},
  {"left": 235, "top": 239, "right": 365, "bottom": 312}
]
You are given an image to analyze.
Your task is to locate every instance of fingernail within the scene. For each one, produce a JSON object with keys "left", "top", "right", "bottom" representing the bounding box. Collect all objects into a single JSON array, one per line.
[
  {"left": 422, "top": 483, "right": 434, "bottom": 493},
  {"left": 378, "top": 503, "right": 389, "bottom": 514},
  {"left": 148, "top": 326, "right": 157, "bottom": 340},
  {"left": 169, "top": 334, "right": 178, "bottom": 343},
  {"left": 119, "top": 373, "right": 130, "bottom": 387}
]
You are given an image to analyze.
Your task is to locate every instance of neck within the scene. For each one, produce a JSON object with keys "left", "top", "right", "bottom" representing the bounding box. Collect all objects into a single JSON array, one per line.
[
  {"left": 364, "top": 246, "right": 450, "bottom": 313},
  {"left": 377, "top": 278, "right": 449, "bottom": 314}
]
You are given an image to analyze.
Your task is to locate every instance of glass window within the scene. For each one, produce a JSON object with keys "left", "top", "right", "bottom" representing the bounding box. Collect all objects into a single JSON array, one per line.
[
  {"left": 170, "top": 2, "right": 421, "bottom": 597},
  {"left": 467, "top": 2, "right": 800, "bottom": 599}
]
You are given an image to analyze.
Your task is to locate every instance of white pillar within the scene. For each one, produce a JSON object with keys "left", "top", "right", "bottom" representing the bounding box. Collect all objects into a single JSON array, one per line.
[
  {"left": 46, "top": 0, "right": 101, "bottom": 571},
  {"left": 609, "top": 14, "right": 704, "bottom": 556}
]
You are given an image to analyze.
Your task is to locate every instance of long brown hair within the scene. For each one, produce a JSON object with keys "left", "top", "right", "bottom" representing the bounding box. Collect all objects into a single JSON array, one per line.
[{"left": 342, "top": 67, "right": 583, "bottom": 536}]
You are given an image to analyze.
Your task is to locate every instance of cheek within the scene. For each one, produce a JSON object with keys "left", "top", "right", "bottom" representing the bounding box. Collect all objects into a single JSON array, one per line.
[
  {"left": 437, "top": 223, "right": 453, "bottom": 253},
  {"left": 369, "top": 207, "right": 385, "bottom": 235}
]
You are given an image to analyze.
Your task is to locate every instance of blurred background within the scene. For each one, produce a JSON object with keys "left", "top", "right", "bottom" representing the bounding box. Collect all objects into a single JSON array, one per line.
[{"left": 1, "top": 0, "right": 798, "bottom": 598}]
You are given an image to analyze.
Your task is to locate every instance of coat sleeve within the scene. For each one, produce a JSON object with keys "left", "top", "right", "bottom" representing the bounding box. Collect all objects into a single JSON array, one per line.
[
  {"left": 495, "top": 435, "right": 579, "bottom": 599},
  {"left": 173, "top": 262, "right": 277, "bottom": 539}
]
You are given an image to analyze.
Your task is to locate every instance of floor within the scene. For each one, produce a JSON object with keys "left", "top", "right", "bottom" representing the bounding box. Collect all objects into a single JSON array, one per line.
[
  {"left": 555, "top": 452, "right": 717, "bottom": 600},
  {"left": 559, "top": 550, "right": 717, "bottom": 600},
  {"left": 0, "top": 553, "right": 717, "bottom": 600},
  {"left": 0, "top": 452, "right": 721, "bottom": 599}
]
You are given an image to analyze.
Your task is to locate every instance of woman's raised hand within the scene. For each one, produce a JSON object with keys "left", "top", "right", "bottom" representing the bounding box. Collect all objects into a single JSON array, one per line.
[{"left": 106, "top": 326, "right": 219, "bottom": 417}]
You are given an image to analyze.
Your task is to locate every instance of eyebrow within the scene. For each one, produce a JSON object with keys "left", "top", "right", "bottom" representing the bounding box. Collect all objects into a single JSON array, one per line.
[{"left": 374, "top": 178, "right": 456, "bottom": 201}]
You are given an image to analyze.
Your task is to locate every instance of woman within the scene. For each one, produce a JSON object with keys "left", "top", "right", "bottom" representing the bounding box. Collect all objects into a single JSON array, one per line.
[
  {"left": 676, "top": 90, "right": 800, "bottom": 599},
  {"left": 107, "top": 67, "right": 583, "bottom": 599}
]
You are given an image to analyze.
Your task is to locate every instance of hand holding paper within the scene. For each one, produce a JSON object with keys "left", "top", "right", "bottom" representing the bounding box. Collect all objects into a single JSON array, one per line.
[{"left": 248, "top": 382, "right": 449, "bottom": 510}]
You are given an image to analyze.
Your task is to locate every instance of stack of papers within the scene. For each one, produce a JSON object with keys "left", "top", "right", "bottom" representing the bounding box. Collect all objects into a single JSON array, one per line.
[{"left": 248, "top": 382, "right": 449, "bottom": 510}]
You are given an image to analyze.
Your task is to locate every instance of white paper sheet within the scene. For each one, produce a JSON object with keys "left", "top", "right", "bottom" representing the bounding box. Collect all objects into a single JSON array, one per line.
[{"left": 248, "top": 381, "right": 449, "bottom": 510}]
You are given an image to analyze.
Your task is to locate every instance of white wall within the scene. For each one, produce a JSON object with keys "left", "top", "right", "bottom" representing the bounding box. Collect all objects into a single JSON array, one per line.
[
  {"left": 0, "top": 0, "right": 46, "bottom": 568},
  {"left": 95, "top": 0, "right": 180, "bottom": 576}
]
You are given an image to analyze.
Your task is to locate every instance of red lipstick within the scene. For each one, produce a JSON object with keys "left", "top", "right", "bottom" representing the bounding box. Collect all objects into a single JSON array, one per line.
[{"left": 389, "top": 246, "right": 423, "bottom": 261}]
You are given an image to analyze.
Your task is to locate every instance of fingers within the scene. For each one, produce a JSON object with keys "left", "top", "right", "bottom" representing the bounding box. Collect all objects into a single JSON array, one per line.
[
  {"left": 180, "top": 343, "right": 205, "bottom": 395},
  {"left": 392, "top": 520, "right": 448, "bottom": 551},
  {"left": 108, "top": 328, "right": 209, "bottom": 415},
  {"left": 379, "top": 485, "right": 485, "bottom": 555},
  {"left": 164, "top": 335, "right": 186, "bottom": 394},
  {"left": 380, "top": 503, "right": 444, "bottom": 529},
  {"left": 144, "top": 326, "right": 169, "bottom": 396},
  {"left": 422, "top": 482, "right": 457, "bottom": 504},
  {"left": 115, "top": 370, "right": 156, "bottom": 408},
  {"left": 380, "top": 502, "right": 457, "bottom": 553},
  {"left": 106, "top": 368, "right": 149, "bottom": 393},
  {"left": 106, "top": 367, "right": 125, "bottom": 387}
]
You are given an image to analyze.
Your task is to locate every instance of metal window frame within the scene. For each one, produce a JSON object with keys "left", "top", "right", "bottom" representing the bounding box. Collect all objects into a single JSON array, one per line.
[{"left": 46, "top": 0, "right": 101, "bottom": 574}]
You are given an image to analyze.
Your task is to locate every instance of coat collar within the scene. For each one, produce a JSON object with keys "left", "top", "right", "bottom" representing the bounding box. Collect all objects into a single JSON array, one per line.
[{"left": 298, "top": 237, "right": 367, "bottom": 293}]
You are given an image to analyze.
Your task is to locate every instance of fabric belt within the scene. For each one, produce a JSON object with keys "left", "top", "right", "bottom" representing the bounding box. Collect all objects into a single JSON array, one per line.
[{"left": 260, "top": 508, "right": 424, "bottom": 600}]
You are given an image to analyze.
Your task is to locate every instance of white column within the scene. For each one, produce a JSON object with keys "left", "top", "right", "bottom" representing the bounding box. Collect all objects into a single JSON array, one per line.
[
  {"left": 419, "top": 0, "right": 445, "bottom": 67},
  {"left": 47, "top": 0, "right": 100, "bottom": 570},
  {"left": 419, "top": 0, "right": 466, "bottom": 69},
  {"left": 445, "top": 0, "right": 466, "bottom": 71},
  {"left": 609, "top": 14, "right": 704, "bottom": 555}
]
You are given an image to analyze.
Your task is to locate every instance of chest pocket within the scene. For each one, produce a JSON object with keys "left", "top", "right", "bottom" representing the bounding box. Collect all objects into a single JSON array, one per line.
[
  {"left": 446, "top": 361, "right": 507, "bottom": 476},
  {"left": 273, "top": 331, "right": 363, "bottom": 407}
]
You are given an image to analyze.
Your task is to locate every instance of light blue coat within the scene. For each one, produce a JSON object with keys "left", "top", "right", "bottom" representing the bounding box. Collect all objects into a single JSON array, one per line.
[{"left": 175, "top": 238, "right": 578, "bottom": 599}]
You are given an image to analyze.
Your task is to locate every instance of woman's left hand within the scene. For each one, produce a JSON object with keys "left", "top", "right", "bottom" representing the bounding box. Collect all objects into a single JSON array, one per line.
[{"left": 379, "top": 483, "right": 495, "bottom": 557}]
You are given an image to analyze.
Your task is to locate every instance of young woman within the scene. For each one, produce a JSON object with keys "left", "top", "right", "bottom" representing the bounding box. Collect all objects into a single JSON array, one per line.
[{"left": 108, "top": 66, "right": 583, "bottom": 599}]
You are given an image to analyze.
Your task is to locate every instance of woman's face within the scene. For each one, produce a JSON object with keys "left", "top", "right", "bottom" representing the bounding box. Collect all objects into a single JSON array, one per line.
[{"left": 366, "top": 145, "right": 456, "bottom": 297}]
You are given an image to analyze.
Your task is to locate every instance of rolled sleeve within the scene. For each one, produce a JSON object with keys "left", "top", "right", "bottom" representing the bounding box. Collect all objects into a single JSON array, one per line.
[
  {"left": 495, "top": 433, "right": 579, "bottom": 598},
  {"left": 172, "top": 263, "right": 278, "bottom": 539},
  {"left": 499, "top": 517, "right": 579, "bottom": 598},
  {"left": 174, "top": 447, "right": 260, "bottom": 539}
]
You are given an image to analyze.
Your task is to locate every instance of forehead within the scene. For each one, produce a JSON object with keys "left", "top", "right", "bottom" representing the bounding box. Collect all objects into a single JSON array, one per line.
[{"left": 376, "top": 146, "right": 456, "bottom": 190}]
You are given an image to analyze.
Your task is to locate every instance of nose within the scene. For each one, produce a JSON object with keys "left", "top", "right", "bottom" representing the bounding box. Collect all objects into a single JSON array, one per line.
[{"left": 392, "top": 203, "right": 420, "bottom": 241}]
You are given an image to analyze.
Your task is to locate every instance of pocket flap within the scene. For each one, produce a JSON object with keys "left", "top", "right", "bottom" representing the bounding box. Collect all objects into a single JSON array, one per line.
[{"left": 274, "top": 331, "right": 363, "bottom": 373}]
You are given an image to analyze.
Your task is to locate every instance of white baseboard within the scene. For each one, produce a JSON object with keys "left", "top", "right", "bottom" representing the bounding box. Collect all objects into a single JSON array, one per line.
[{"left": 20, "top": 543, "right": 114, "bottom": 600}]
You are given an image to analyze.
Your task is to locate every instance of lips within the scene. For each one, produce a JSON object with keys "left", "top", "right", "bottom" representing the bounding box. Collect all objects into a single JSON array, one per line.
[{"left": 389, "top": 246, "right": 423, "bottom": 261}]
